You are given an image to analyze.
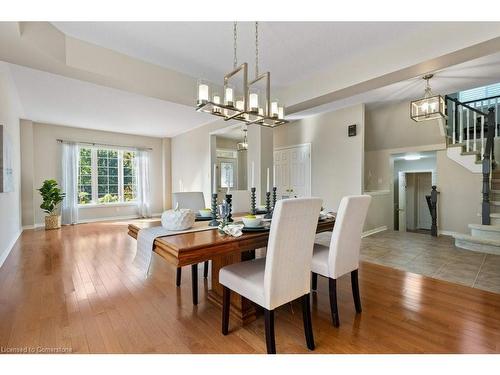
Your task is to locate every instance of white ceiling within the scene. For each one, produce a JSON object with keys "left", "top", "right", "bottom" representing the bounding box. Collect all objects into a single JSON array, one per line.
[
  {"left": 9, "top": 63, "right": 214, "bottom": 138},
  {"left": 289, "top": 51, "right": 500, "bottom": 118},
  {"left": 51, "top": 22, "right": 500, "bottom": 89}
]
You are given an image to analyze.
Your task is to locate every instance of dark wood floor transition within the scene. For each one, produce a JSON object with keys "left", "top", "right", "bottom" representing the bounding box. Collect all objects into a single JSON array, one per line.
[{"left": 0, "top": 221, "right": 499, "bottom": 353}]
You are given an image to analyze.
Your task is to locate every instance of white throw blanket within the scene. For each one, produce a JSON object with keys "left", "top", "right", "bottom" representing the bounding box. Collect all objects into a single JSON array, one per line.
[{"left": 134, "top": 223, "right": 216, "bottom": 276}]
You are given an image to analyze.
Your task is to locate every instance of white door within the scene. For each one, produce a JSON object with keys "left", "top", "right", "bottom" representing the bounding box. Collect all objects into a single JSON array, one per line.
[
  {"left": 417, "top": 172, "right": 432, "bottom": 230},
  {"left": 398, "top": 171, "right": 407, "bottom": 232},
  {"left": 274, "top": 144, "right": 311, "bottom": 198}
]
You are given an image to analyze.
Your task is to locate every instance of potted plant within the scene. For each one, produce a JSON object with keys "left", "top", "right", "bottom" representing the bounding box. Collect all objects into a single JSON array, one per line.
[{"left": 38, "top": 179, "right": 65, "bottom": 230}]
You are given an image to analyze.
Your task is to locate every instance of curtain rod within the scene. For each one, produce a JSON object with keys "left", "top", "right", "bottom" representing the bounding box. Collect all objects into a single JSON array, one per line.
[{"left": 56, "top": 139, "right": 153, "bottom": 151}]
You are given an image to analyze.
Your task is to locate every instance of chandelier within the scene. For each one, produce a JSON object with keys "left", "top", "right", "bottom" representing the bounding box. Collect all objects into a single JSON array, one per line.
[
  {"left": 237, "top": 126, "right": 248, "bottom": 151},
  {"left": 196, "top": 22, "right": 288, "bottom": 127},
  {"left": 410, "top": 74, "right": 446, "bottom": 122}
]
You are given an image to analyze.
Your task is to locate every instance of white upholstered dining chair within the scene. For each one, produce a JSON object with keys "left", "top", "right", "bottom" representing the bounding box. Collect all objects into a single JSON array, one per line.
[
  {"left": 219, "top": 197, "right": 323, "bottom": 354},
  {"left": 172, "top": 191, "right": 209, "bottom": 305},
  {"left": 311, "top": 195, "right": 371, "bottom": 327}
]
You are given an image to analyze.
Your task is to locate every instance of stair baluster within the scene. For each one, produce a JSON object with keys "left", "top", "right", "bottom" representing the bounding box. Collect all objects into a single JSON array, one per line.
[{"left": 466, "top": 109, "right": 470, "bottom": 152}]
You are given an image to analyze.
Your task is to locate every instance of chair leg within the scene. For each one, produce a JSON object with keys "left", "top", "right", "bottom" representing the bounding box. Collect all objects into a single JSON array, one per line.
[
  {"left": 351, "top": 269, "right": 362, "bottom": 313},
  {"left": 191, "top": 264, "right": 198, "bottom": 305},
  {"left": 301, "top": 294, "right": 315, "bottom": 350},
  {"left": 311, "top": 272, "right": 318, "bottom": 291},
  {"left": 328, "top": 278, "right": 340, "bottom": 327},
  {"left": 222, "top": 286, "right": 230, "bottom": 335},
  {"left": 203, "top": 261, "right": 209, "bottom": 278},
  {"left": 264, "top": 309, "right": 276, "bottom": 354},
  {"left": 176, "top": 268, "right": 182, "bottom": 287}
]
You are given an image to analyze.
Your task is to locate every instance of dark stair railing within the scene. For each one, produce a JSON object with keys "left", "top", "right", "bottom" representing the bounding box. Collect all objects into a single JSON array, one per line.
[
  {"left": 425, "top": 186, "right": 438, "bottom": 237},
  {"left": 445, "top": 96, "right": 497, "bottom": 225},
  {"left": 482, "top": 107, "right": 496, "bottom": 225}
]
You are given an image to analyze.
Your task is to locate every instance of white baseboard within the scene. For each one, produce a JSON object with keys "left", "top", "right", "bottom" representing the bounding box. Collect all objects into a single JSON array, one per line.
[
  {"left": 24, "top": 213, "right": 163, "bottom": 229},
  {"left": 362, "top": 226, "right": 387, "bottom": 238},
  {"left": 0, "top": 229, "right": 22, "bottom": 269},
  {"left": 438, "top": 230, "right": 458, "bottom": 237}
]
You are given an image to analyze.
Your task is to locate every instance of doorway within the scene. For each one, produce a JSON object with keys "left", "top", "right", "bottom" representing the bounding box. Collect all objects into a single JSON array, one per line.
[{"left": 397, "top": 171, "right": 432, "bottom": 233}]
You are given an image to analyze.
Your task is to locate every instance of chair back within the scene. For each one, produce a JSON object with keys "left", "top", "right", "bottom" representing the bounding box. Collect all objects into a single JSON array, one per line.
[
  {"left": 328, "top": 195, "right": 371, "bottom": 279},
  {"left": 172, "top": 192, "right": 206, "bottom": 212},
  {"left": 229, "top": 190, "right": 251, "bottom": 214},
  {"left": 263, "top": 197, "right": 322, "bottom": 310}
]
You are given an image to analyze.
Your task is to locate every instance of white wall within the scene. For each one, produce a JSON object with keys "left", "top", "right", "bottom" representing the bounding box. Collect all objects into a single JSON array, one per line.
[
  {"left": 20, "top": 121, "right": 168, "bottom": 227},
  {"left": 0, "top": 62, "right": 23, "bottom": 268},
  {"left": 364, "top": 99, "right": 484, "bottom": 235},
  {"left": 273, "top": 104, "right": 365, "bottom": 211}
]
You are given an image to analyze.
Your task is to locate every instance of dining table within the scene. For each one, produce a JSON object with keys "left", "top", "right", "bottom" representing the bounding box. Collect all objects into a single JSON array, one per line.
[{"left": 128, "top": 215, "right": 335, "bottom": 324}]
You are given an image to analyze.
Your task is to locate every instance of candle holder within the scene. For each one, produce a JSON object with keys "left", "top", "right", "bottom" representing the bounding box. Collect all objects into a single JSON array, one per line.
[
  {"left": 250, "top": 187, "right": 256, "bottom": 215},
  {"left": 225, "top": 194, "right": 233, "bottom": 222},
  {"left": 264, "top": 192, "right": 272, "bottom": 219},
  {"left": 209, "top": 193, "right": 219, "bottom": 227},
  {"left": 272, "top": 187, "right": 277, "bottom": 209}
]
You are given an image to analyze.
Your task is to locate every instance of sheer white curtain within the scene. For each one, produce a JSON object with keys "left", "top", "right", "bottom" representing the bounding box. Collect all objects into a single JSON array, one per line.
[
  {"left": 136, "top": 150, "right": 151, "bottom": 218},
  {"left": 61, "top": 142, "right": 79, "bottom": 225}
]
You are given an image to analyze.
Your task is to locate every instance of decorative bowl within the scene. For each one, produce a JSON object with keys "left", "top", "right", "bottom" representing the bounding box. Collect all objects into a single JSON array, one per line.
[
  {"left": 199, "top": 209, "right": 212, "bottom": 217},
  {"left": 161, "top": 206, "right": 195, "bottom": 230},
  {"left": 242, "top": 216, "right": 262, "bottom": 228}
]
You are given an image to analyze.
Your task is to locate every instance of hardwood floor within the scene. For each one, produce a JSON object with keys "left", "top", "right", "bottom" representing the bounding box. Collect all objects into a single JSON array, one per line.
[{"left": 1, "top": 221, "right": 500, "bottom": 353}]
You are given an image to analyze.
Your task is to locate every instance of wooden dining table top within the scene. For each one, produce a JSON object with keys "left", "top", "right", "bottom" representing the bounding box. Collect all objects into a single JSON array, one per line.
[{"left": 127, "top": 216, "right": 335, "bottom": 267}]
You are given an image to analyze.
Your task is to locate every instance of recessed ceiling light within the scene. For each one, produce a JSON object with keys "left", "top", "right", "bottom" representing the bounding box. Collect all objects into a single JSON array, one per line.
[{"left": 404, "top": 154, "right": 422, "bottom": 161}]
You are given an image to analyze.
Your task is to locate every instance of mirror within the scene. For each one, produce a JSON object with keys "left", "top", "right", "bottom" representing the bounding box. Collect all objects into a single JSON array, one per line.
[{"left": 213, "top": 125, "right": 248, "bottom": 193}]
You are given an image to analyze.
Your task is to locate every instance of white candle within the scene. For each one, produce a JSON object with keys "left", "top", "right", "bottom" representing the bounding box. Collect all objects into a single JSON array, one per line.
[
  {"left": 273, "top": 165, "right": 276, "bottom": 188},
  {"left": 213, "top": 164, "right": 217, "bottom": 193},
  {"left": 266, "top": 168, "right": 270, "bottom": 192},
  {"left": 251, "top": 161, "right": 255, "bottom": 188}
]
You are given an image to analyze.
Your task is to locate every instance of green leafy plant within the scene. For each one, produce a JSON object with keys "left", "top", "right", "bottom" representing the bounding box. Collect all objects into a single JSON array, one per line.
[
  {"left": 79, "top": 191, "right": 90, "bottom": 204},
  {"left": 98, "top": 193, "right": 119, "bottom": 204},
  {"left": 38, "top": 179, "right": 65, "bottom": 215}
]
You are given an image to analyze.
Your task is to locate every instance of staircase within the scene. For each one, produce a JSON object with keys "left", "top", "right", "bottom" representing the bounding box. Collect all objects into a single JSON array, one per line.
[{"left": 445, "top": 95, "right": 500, "bottom": 254}]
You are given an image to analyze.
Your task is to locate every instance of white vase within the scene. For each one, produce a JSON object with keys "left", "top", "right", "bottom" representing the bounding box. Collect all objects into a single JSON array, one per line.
[{"left": 161, "top": 206, "right": 195, "bottom": 231}]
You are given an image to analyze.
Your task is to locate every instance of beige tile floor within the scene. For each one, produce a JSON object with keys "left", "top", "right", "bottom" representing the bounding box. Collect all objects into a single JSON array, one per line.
[{"left": 315, "top": 230, "right": 500, "bottom": 294}]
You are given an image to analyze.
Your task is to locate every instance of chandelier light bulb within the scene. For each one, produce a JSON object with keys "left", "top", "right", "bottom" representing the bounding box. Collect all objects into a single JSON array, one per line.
[
  {"left": 271, "top": 101, "right": 279, "bottom": 118},
  {"left": 249, "top": 93, "right": 259, "bottom": 112},
  {"left": 198, "top": 83, "right": 209, "bottom": 104},
  {"left": 278, "top": 106, "right": 284, "bottom": 119},
  {"left": 225, "top": 87, "right": 234, "bottom": 106}
]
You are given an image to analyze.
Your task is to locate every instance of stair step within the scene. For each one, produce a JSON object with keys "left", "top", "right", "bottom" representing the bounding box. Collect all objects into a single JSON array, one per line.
[
  {"left": 461, "top": 151, "right": 480, "bottom": 156},
  {"left": 491, "top": 201, "right": 500, "bottom": 206},
  {"left": 453, "top": 233, "right": 500, "bottom": 255},
  {"left": 491, "top": 179, "right": 500, "bottom": 184},
  {"left": 469, "top": 223, "right": 500, "bottom": 232}
]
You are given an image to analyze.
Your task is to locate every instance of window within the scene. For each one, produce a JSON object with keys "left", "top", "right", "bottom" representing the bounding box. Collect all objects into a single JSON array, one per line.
[
  {"left": 459, "top": 82, "right": 500, "bottom": 103},
  {"left": 78, "top": 147, "right": 138, "bottom": 205}
]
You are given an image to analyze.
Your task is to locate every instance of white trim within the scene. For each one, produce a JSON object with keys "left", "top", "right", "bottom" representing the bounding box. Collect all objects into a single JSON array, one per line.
[
  {"left": 438, "top": 230, "right": 458, "bottom": 237},
  {"left": 274, "top": 142, "right": 312, "bottom": 151},
  {"left": 24, "top": 212, "right": 163, "bottom": 229},
  {"left": 78, "top": 201, "right": 138, "bottom": 209},
  {"left": 362, "top": 226, "right": 387, "bottom": 238},
  {"left": 0, "top": 229, "right": 22, "bottom": 269},
  {"left": 364, "top": 190, "right": 390, "bottom": 196},
  {"left": 22, "top": 223, "right": 44, "bottom": 230}
]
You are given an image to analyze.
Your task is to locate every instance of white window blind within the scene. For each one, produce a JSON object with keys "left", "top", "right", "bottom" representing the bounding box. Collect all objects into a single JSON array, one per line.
[{"left": 459, "top": 83, "right": 500, "bottom": 103}]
